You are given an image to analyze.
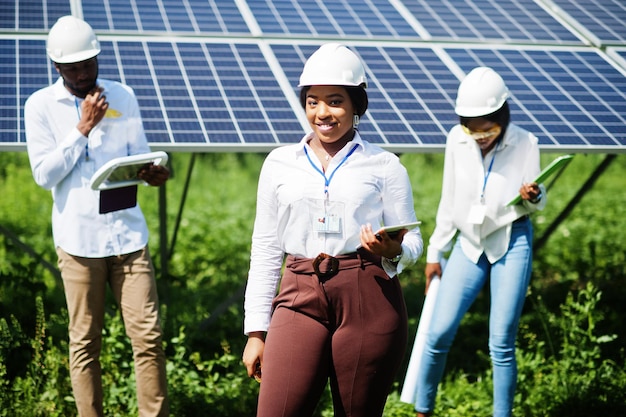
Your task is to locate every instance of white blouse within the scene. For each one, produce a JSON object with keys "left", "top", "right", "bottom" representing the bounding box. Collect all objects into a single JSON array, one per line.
[
  {"left": 426, "top": 123, "right": 546, "bottom": 265},
  {"left": 244, "top": 132, "right": 423, "bottom": 334}
]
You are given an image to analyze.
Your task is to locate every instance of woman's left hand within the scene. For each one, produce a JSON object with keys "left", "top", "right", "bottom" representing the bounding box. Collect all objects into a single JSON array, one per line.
[{"left": 360, "top": 223, "right": 405, "bottom": 259}]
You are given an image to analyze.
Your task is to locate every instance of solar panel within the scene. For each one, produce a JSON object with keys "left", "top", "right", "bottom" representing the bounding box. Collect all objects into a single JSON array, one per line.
[
  {"left": 0, "top": 0, "right": 71, "bottom": 30},
  {"left": 396, "top": 0, "right": 583, "bottom": 44},
  {"left": 444, "top": 46, "right": 626, "bottom": 149},
  {"left": 549, "top": 0, "right": 626, "bottom": 46},
  {"left": 2, "top": 0, "right": 625, "bottom": 153},
  {"left": 82, "top": 0, "right": 250, "bottom": 34},
  {"left": 246, "top": 0, "right": 419, "bottom": 38}
]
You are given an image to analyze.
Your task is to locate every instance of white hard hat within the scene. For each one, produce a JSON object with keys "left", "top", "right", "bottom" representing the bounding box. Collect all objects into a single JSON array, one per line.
[
  {"left": 298, "top": 43, "right": 367, "bottom": 88},
  {"left": 46, "top": 15, "right": 100, "bottom": 64},
  {"left": 455, "top": 67, "right": 509, "bottom": 117}
]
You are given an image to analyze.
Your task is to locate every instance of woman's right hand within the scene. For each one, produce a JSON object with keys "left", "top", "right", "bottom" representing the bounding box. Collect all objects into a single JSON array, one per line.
[
  {"left": 424, "top": 262, "right": 442, "bottom": 294},
  {"left": 242, "top": 331, "right": 265, "bottom": 380}
]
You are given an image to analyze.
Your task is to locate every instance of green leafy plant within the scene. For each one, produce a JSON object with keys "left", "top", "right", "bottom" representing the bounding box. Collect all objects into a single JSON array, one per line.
[{"left": 1, "top": 152, "right": 625, "bottom": 416}]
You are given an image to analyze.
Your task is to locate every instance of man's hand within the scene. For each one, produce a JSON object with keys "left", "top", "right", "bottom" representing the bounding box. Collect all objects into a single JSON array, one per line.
[
  {"left": 76, "top": 86, "right": 108, "bottom": 137},
  {"left": 137, "top": 163, "right": 170, "bottom": 187}
]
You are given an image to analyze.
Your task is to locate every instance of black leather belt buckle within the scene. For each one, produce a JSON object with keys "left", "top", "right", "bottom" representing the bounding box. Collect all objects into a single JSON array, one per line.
[{"left": 312, "top": 253, "right": 339, "bottom": 279}]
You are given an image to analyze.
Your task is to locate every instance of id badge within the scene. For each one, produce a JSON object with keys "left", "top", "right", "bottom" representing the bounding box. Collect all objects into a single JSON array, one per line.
[
  {"left": 311, "top": 200, "right": 344, "bottom": 234},
  {"left": 467, "top": 203, "right": 486, "bottom": 224},
  {"left": 314, "top": 213, "right": 341, "bottom": 233}
]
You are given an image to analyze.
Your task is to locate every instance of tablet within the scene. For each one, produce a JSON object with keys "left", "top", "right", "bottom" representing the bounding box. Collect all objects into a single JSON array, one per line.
[
  {"left": 90, "top": 151, "right": 169, "bottom": 190},
  {"left": 507, "top": 154, "right": 574, "bottom": 206},
  {"left": 376, "top": 221, "right": 422, "bottom": 238}
]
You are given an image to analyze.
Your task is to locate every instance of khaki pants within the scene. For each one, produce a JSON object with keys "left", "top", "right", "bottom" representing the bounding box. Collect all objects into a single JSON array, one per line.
[{"left": 57, "top": 247, "right": 168, "bottom": 417}]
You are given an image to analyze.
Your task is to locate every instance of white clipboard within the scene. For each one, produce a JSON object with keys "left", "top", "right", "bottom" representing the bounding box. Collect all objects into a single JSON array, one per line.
[
  {"left": 401, "top": 258, "right": 446, "bottom": 404},
  {"left": 90, "top": 151, "right": 168, "bottom": 190}
]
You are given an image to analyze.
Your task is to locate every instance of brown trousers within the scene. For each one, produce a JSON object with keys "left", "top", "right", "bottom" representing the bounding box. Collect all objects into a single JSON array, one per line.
[{"left": 257, "top": 250, "right": 408, "bottom": 417}]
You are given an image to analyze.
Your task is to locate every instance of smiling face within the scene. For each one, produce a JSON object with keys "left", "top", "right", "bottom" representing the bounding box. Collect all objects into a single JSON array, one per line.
[
  {"left": 305, "top": 85, "right": 355, "bottom": 146},
  {"left": 54, "top": 56, "right": 99, "bottom": 98}
]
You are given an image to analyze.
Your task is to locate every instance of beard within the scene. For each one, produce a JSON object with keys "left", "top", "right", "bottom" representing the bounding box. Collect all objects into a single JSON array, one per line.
[
  {"left": 64, "top": 78, "right": 98, "bottom": 98},
  {"left": 61, "top": 65, "right": 99, "bottom": 98}
]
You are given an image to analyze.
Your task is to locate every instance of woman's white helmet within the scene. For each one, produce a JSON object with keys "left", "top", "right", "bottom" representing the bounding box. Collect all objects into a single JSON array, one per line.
[
  {"left": 455, "top": 67, "right": 509, "bottom": 117},
  {"left": 298, "top": 43, "right": 367, "bottom": 88},
  {"left": 47, "top": 15, "right": 100, "bottom": 64}
]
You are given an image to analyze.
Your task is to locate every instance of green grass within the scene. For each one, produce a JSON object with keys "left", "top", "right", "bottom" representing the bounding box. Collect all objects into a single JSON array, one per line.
[{"left": 0, "top": 151, "right": 625, "bottom": 416}]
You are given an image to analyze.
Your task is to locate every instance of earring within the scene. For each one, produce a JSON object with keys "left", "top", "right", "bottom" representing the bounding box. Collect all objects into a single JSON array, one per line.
[{"left": 353, "top": 114, "right": 360, "bottom": 128}]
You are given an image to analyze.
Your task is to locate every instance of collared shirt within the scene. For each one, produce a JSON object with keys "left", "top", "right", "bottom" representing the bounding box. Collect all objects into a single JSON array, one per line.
[
  {"left": 25, "top": 77, "right": 151, "bottom": 258},
  {"left": 244, "top": 132, "right": 423, "bottom": 334},
  {"left": 426, "top": 123, "right": 546, "bottom": 265}
]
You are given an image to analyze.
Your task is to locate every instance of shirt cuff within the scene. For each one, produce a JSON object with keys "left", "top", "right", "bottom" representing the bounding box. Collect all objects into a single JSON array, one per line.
[{"left": 426, "top": 245, "right": 443, "bottom": 264}]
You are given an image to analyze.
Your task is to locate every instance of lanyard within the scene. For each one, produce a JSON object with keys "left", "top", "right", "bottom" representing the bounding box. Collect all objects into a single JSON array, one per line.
[
  {"left": 304, "top": 143, "right": 359, "bottom": 199},
  {"left": 75, "top": 98, "right": 89, "bottom": 161},
  {"left": 480, "top": 146, "right": 498, "bottom": 203}
]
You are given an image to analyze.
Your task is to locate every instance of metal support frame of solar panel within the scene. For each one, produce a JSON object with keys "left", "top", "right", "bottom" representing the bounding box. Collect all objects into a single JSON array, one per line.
[{"left": 606, "top": 47, "right": 626, "bottom": 71}]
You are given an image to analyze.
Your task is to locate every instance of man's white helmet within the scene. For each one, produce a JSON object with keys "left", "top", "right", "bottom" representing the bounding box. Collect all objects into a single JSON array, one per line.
[
  {"left": 46, "top": 15, "right": 100, "bottom": 64},
  {"left": 455, "top": 67, "right": 509, "bottom": 117},
  {"left": 298, "top": 43, "right": 367, "bottom": 88}
]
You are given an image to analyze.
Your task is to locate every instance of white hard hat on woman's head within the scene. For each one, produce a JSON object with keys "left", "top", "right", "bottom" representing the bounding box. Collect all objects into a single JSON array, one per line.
[
  {"left": 47, "top": 15, "right": 100, "bottom": 64},
  {"left": 455, "top": 67, "right": 509, "bottom": 117},
  {"left": 298, "top": 43, "right": 367, "bottom": 88}
]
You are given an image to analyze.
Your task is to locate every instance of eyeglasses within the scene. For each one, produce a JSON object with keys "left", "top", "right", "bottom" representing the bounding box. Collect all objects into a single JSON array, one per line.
[{"left": 461, "top": 124, "right": 501, "bottom": 141}]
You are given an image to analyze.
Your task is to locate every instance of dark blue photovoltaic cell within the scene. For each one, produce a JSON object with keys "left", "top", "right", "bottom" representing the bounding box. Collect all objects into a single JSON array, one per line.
[
  {"left": 0, "top": 0, "right": 71, "bottom": 30},
  {"left": 0, "top": 40, "right": 17, "bottom": 142},
  {"left": 8, "top": 39, "right": 55, "bottom": 144},
  {"left": 247, "top": 0, "right": 418, "bottom": 38},
  {"left": 551, "top": 0, "right": 626, "bottom": 44},
  {"left": 82, "top": 0, "right": 249, "bottom": 33},
  {"left": 400, "top": 0, "right": 581, "bottom": 44}
]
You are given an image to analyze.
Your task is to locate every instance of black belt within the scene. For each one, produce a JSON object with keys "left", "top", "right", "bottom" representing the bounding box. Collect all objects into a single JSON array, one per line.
[{"left": 513, "top": 214, "right": 529, "bottom": 224}]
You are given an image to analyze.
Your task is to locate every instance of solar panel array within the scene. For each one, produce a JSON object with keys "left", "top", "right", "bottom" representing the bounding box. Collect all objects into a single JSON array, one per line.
[{"left": 1, "top": 0, "right": 625, "bottom": 153}]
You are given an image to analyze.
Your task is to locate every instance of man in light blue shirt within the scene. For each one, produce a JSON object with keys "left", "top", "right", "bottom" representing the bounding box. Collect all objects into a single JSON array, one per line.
[{"left": 25, "top": 15, "right": 169, "bottom": 417}]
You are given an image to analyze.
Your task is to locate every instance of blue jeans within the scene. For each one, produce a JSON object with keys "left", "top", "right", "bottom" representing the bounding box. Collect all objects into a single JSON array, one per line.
[{"left": 415, "top": 218, "right": 532, "bottom": 417}]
